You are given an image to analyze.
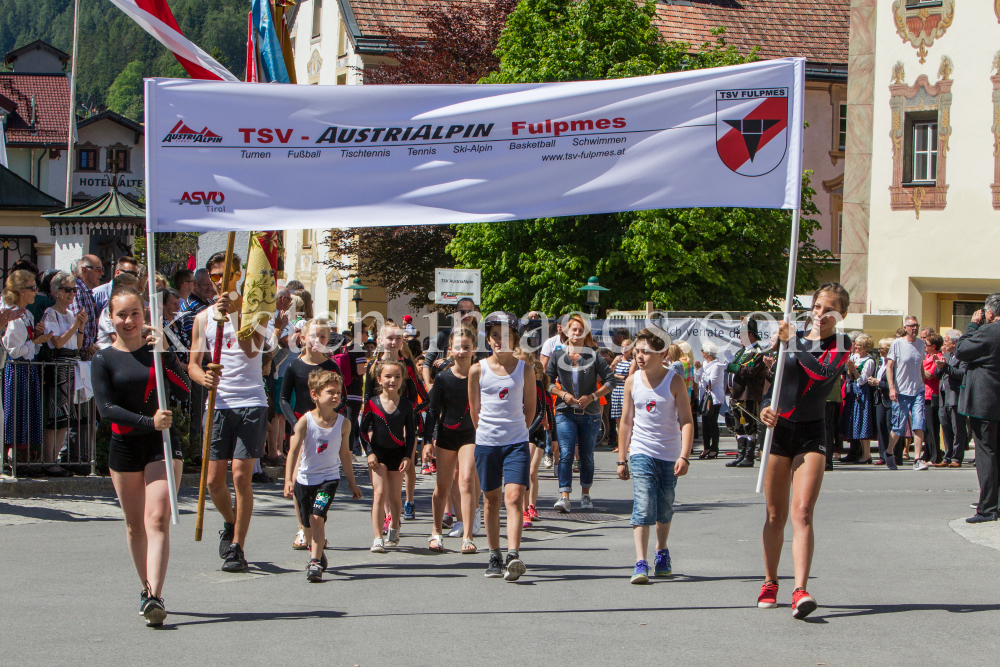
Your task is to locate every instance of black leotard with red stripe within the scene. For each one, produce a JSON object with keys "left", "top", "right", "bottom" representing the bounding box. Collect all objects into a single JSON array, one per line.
[
  {"left": 360, "top": 396, "right": 416, "bottom": 457},
  {"left": 92, "top": 346, "right": 191, "bottom": 438},
  {"left": 361, "top": 356, "right": 429, "bottom": 419},
  {"left": 422, "top": 368, "right": 473, "bottom": 440},
  {"left": 761, "top": 332, "right": 851, "bottom": 422}
]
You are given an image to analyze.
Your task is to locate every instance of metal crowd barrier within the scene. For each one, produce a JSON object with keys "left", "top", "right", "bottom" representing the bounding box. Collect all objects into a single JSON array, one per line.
[{"left": 2, "top": 358, "right": 97, "bottom": 479}]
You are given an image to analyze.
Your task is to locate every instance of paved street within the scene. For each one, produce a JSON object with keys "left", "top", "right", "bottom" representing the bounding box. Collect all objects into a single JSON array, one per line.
[{"left": 3, "top": 442, "right": 999, "bottom": 667}]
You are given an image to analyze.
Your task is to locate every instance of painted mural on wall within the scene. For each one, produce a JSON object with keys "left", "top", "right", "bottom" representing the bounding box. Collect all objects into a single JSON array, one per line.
[{"left": 893, "top": 0, "right": 955, "bottom": 64}]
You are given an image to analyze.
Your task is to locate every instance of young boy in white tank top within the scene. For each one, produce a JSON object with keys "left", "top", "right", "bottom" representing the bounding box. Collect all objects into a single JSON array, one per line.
[
  {"left": 283, "top": 370, "right": 362, "bottom": 582},
  {"left": 469, "top": 312, "right": 536, "bottom": 582},
  {"left": 617, "top": 328, "right": 695, "bottom": 584}
]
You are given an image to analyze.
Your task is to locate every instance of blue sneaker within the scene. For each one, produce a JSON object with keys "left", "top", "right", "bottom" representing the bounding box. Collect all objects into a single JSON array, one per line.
[
  {"left": 630, "top": 560, "right": 650, "bottom": 584},
  {"left": 654, "top": 549, "right": 672, "bottom": 577},
  {"left": 403, "top": 501, "right": 416, "bottom": 520}
]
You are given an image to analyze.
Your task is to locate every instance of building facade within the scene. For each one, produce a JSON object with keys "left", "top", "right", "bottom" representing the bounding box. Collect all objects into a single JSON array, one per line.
[{"left": 841, "top": 0, "right": 1000, "bottom": 337}]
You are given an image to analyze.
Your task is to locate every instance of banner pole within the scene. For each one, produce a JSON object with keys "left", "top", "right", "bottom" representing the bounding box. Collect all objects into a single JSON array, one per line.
[{"left": 755, "top": 206, "right": 802, "bottom": 494}]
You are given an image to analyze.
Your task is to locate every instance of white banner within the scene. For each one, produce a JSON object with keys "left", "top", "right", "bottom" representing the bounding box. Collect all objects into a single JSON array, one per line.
[
  {"left": 144, "top": 58, "right": 804, "bottom": 232},
  {"left": 435, "top": 268, "right": 481, "bottom": 305}
]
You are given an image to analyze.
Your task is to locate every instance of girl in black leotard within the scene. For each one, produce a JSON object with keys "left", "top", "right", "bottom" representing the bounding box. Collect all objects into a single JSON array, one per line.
[
  {"left": 757, "top": 283, "right": 852, "bottom": 620},
  {"left": 92, "top": 287, "right": 190, "bottom": 628},
  {"left": 279, "top": 319, "right": 342, "bottom": 548},
  {"left": 423, "top": 327, "right": 480, "bottom": 553},
  {"left": 361, "top": 323, "right": 428, "bottom": 525},
  {"left": 360, "top": 358, "right": 416, "bottom": 552}
]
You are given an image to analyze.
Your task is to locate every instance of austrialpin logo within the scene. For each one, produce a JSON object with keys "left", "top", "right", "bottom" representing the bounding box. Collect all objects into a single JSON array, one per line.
[
  {"left": 172, "top": 191, "right": 226, "bottom": 212},
  {"left": 162, "top": 120, "right": 223, "bottom": 143}
]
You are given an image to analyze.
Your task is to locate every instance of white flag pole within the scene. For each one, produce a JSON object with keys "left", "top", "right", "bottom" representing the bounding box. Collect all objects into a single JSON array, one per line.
[
  {"left": 755, "top": 206, "right": 801, "bottom": 494},
  {"left": 143, "top": 79, "right": 180, "bottom": 524}
]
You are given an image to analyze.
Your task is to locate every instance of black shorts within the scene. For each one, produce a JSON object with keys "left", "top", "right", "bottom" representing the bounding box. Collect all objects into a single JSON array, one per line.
[
  {"left": 293, "top": 478, "right": 339, "bottom": 526},
  {"left": 108, "top": 431, "right": 182, "bottom": 473},
  {"left": 210, "top": 406, "right": 268, "bottom": 460},
  {"left": 769, "top": 417, "right": 826, "bottom": 459},
  {"left": 371, "top": 446, "right": 408, "bottom": 471},
  {"left": 436, "top": 427, "right": 475, "bottom": 452}
]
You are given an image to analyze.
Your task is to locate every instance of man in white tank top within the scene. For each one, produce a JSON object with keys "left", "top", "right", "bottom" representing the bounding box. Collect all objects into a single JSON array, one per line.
[
  {"left": 189, "top": 251, "right": 288, "bottom": 573},
  {"left": 617, "top": 328, "right": 695, "bottom": 585}
]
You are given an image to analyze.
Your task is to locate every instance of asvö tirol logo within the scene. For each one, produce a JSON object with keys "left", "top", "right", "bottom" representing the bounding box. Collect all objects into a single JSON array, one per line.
[
  {"left": 716, "top": 88, "right": 788, "bottom": 177},
  {"left": 162, "top": 121, "right": 223, "bottom": 143}
]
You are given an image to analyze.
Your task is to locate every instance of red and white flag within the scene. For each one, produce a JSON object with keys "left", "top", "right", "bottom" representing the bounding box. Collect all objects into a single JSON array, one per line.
[{"left": 107, "top": 0, "right": 239, "bottom": 82}]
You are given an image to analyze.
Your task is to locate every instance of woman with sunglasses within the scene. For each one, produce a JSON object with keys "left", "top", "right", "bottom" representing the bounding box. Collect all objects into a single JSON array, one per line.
[
  {"left": 2, "top": 270, "right": 51, "bottom": 476},
  {"left": 39, "top": 271, "right": 87, "bottom": 476}
]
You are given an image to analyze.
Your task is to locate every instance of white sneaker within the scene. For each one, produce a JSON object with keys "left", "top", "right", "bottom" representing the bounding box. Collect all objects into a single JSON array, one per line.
[
  {"left": 913, "top": 460, "right": 929, "bottom": 471},
  {"left": 371, "top": 537, "right": 386, "bottom": 553},
  {"left": 386, "top": 528, "right": 400, "bottom": 547},
  {"left": 543, "top": 454, "right": 553, "bottom": 469},
  {"left": 580, "top": 494, "right": 594, "bottom": 510},
  {"left": 553, "top": 497, "right": 571, "bottom": 513},
  {"left": 447, "top": 521, "right": 464, "bottom": 538},
  {"left": 473, "top": 509, "right": 482, "bottom": 536}
]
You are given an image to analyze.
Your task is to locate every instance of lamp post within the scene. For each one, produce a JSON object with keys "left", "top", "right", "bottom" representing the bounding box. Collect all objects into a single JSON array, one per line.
[
  {"left": 345, "top": 277, "right": 369, "bottom": 314},
  {"left": 576, "top": 276, "right": 609, "bottom": 319}
]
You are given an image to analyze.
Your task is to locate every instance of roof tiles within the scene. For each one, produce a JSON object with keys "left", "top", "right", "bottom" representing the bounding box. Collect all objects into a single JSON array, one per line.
[
  {"left": 0, "top": 73, "right": 71, "bottom": 147},
  {"left": 345, "top": 0, "right": 849, "bottom": 65}
]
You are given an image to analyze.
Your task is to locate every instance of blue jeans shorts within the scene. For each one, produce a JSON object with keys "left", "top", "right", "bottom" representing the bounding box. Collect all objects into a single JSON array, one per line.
[
  {"left": 891, "top": 393, "right": 925, "bottom": 436},
  {"left": 629, "top": 454, "right": 677, "bottom": 526},
  {"left": 475, "top": 442, "right": 530, "bottom": 493}
]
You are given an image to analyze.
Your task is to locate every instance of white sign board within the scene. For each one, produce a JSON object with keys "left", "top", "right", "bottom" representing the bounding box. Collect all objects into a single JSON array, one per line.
[
  {"left": 435, "top": 269, "right": 481, "bottom": 305},
  {"left": 143, "top": 58, "right": 804, "bottom": 232}
]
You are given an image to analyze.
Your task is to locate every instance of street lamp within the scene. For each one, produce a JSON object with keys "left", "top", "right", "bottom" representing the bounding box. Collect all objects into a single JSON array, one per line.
[
  {"left": 345, "top": 277, "right": 369, "bottom": 312},
  {"left": 576, "top": 276, "right": 609, "bottom": 318}
]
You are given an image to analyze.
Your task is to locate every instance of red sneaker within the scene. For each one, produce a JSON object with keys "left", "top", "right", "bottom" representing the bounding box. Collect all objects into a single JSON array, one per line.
[
  {"left": 428, "top": 461, "right": 437, "bottom": 474},
  {"left": 757, "top": 581, "right": 779, "bottom": 608},
  {"left": 791, "top": 588, "right": 817, "bottom": 619},
  {"left": 421, "top": 462, "right": 432, "bottom": 475},
  {"left": 522, "top": 510, "right": 532, "bottom": 528},
  {"left": 527, "top": 504, "right": 539, "bottom": 521},
  {"left": 382, "top": 514, "right": 392, "bottom": 535}
]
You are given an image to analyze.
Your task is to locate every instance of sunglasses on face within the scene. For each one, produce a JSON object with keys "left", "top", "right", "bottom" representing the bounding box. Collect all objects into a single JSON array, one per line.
[
  {"left": 59, "top": 287, "right": 78, "bottom": 294},
  {"left": 81, "top": 265, "right": 102, "bottom": 272},
  {"left": 209, "top": 273, "right": 224, "bottom": 283},
  {"left": 21, "top": 285, "right": 38, "bottom": 292}
]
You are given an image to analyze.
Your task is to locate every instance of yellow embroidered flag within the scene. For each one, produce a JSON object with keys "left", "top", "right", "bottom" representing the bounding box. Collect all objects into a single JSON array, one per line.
[{"left": 239, "top": 231, "right": 280, "bottom": 339}]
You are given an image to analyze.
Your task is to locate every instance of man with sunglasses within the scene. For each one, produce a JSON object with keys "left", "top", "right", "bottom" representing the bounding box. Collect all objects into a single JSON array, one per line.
[
  {"left": 91, "top": 256, "right": 140, "bottom": 314},
  {"left": 422, "top": 297, "right": 486, "bottom": 389},
  {"left": 68, "top": 255, "right": 103, "bottom": 356},
  {"left": 887, "top": 316, "right": 928, "bottom": 470}
]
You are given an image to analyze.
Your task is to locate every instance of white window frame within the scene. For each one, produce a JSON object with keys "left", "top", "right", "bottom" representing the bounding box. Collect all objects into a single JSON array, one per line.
[{"left": 912, "top": 121, "right": 938, "bottom": 183}]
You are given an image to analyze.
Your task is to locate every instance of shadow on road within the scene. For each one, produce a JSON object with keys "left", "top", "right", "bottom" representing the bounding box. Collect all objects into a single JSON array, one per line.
[
  {"left": 821, "top": 602, "right": 1000, "bottom": 618},
  {"left": 168, "top": 609, "right": 345, "bottom": 627}
]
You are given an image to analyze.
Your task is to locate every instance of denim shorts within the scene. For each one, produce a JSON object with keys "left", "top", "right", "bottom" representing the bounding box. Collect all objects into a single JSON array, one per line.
[
  {"left": 629, "top": 454, "right": 677, "bottom": 526},
  {"left": 475, "top": 442, "right": 530, "bottom": 493},
  {"left": 891, "top": 393, "right": 925, "bottom": 436}
]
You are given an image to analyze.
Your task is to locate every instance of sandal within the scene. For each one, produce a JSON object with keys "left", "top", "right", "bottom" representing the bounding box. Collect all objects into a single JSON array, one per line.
[
  {"left": 292, "top": 529, "right": 308, "bottom": 550},
  {"left": 429, "top": 534, "right": 445, "bottom": 552},
  {"left": 461, "top": 539, "right": 477, "bottom": 554}
]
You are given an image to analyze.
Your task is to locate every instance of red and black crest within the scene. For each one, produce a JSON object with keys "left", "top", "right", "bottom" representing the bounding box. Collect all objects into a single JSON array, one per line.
[
  {"left": 716, "top": 88, "right": 789, "bottom": 177},
  {"left": 499, "top": 387, "right": 509, "bottom": 400},
  {"left": 645, "top": 400, "right": 656, "bottom": 413},
  {"left": 317, "top": 441, "right": 328, "bottom": 454}
]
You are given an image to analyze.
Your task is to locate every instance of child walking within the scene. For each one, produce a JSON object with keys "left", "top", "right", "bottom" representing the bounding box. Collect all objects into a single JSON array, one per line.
[
  {"left": 284, "top": 370, "right": 362, "bottom": 582},
  {"left": 361, "top": 359, "right": 416, "bottom": 552}
]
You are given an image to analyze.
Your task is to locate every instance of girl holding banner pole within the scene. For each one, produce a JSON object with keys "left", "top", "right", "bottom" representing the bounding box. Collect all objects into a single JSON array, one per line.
[
  {"left": 756, "top": 283, "right": 851, "bottom": 620},
  {"left": 92, "top": 287, "right": 190, "bottom": 627}
]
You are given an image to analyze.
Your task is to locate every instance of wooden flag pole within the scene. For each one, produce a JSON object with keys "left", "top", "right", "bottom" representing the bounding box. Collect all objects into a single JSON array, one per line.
[{"left": 194, "top": 232, "right": 236, "bottom": 541}]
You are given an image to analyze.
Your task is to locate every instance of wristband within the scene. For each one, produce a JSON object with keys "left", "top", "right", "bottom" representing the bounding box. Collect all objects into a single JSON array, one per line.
[
  {"left": 680, "top": 457, "right": 690, "bottom": 463},
  {"left": 617, "top": 461, "right": 627, "bottom": 466}
]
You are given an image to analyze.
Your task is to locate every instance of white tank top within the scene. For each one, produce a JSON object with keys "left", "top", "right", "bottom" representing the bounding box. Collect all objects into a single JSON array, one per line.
[
  {"left": 204, "top": 307, "right": 268, "bottom": 409},
  {"left": 476, "top": 358, "right": 529, "bottom": 447},
  {"left": 629, "top": 369, "right": 682, "bottom": 462},
  {"left": 297, "top": 412, "right": 344, "bottom": 485}
]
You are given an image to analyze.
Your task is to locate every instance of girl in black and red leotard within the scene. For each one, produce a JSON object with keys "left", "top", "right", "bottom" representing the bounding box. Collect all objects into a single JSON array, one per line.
[
  {"left": 360, "top": 358, "right": 416, "bottom": 553},
  {"left": 361, "top": 323, "right": 428, "bottom": 525},
  {"left": 423, "top": 327, "right": 480, "bottom": 553},
  {"left": 757, "top": 283, "right": 852, "bottom": 620},
  {"left": 92, "top": 287, "right": 190, "bottom": 628}
]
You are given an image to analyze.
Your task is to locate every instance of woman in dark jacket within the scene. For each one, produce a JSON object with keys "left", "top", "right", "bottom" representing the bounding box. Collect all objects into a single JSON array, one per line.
[
  {"left": 545, "top": 314, "right": 616, "bottom": 513},
  {"left": 869, "top": 337, "right": 897, "bottom": 468}
]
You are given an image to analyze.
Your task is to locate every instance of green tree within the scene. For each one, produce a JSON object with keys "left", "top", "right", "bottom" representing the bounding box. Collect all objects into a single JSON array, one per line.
[
  {"left": 449, "top": 0, "right": 829, "bottom": 314},
  {"left": 105, "top": 60, "right": 144, "bottom": 120}
]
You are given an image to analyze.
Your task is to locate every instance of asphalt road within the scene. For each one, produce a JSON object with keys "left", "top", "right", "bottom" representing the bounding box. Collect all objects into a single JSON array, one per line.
[{"left": 2, "top": 441, "right": 998, "bottom": 667}]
